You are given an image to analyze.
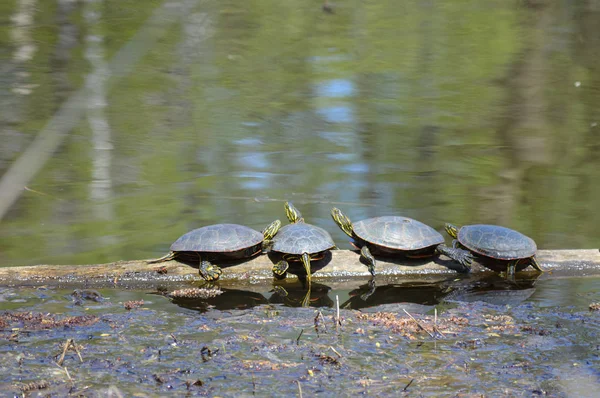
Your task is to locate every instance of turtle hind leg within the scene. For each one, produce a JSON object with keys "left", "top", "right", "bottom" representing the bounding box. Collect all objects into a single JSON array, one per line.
[
  {"left": 146, "top": 251, "right": 176, "bottom": 264},
  {"left": 301, "top": 252, "right": 312, "bottom": 287},
  {"left": 199, "top": 260, "right": 223, "bottom": 281},
  {"left": 272, "top": 260, "right": 289, "bottom": 280},
  {"left": 529, "top": 256, "right": 543, "bottom": 272}
]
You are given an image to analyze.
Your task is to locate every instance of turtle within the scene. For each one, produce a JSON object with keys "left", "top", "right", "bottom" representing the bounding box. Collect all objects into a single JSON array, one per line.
[
  {"left": 444, "top": 223, "right": 543, "bottom": 276},
  {"left": 331, "top": 207, "right": 473, "bottom": 275},
  {"left": 147, "top": 220, "right": 281, "bottom": 281},
  {"left": 270, "top": 202, "right": 336, "bottom": 286}
]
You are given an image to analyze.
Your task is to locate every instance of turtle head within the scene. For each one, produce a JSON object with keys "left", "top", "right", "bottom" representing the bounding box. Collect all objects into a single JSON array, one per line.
[
  {"left": 445, "top": 223, "right": 459, "bottom": 239},
  {"left": 262, "top": 219, "right": 281, "bottom": 240},
  {"left": 285, "top": 202, "right": 304, "bottom": 223},
  {"left": 331, "top": 207, "right": 354, "bottom": 238}
]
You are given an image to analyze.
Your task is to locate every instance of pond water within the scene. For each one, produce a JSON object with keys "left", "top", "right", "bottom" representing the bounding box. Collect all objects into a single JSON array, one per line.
[
  {"left": 2, "top": 2, "right": 600, "bottom": 396},
  {"left": 1, "top": 0, "right": 600, "bottom": 267},
  {"left": 1, "top": 275, "right": 599, "bottom": 396}
]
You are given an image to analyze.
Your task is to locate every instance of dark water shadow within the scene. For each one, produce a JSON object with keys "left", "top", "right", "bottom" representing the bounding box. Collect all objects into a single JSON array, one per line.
[
  {"left": 268, "top": 281, "right": 334, "bottom": 308},
  {"left": 352, "top": 248, "right": 469, "bottom": 273},
  {"left": 340, "top": 277, "right": 456, "bottom": 312},
  {"left": 162, "top": 271, "right": 542, "bottom": 313},
  {"left": 444, "top": 272, "right": 541, "bottom": 306},
  {"left": 166, "top": 253, "right": 263, "bottom": 271},
  {"left": 168, "top": 288, "right": 268, "bottom": 313}
]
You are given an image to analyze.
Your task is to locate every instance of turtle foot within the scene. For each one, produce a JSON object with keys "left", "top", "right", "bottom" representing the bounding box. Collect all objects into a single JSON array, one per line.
[
  {"left": 437, "top": 245, "right": 472, "bottom": 273},
  {"left": 272, "top": 260, "right": 289, "bottom": 280},
  {"left": 199, "top": 261, "right": 223, "bottom": 281}
]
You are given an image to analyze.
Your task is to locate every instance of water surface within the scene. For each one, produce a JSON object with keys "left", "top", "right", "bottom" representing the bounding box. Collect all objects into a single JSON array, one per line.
[{"left": 1, "top": 0, "right": 599, "bottom": 266}]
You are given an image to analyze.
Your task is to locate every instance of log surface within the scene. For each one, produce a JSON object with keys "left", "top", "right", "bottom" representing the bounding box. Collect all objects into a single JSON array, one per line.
[{"left": 0, "top": 249, "right": 599, "bottom": 288}]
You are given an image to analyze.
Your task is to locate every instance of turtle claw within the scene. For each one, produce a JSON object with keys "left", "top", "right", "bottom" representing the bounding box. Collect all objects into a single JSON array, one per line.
[
  {"left": 199, "top": 261, "right": 223, "bottom": 281},
  {"left": 436, "top": 245, "right": 472, "bottom": 273},
  {"left": 272, "top": 260, "right": 289, "bottom": 280}
]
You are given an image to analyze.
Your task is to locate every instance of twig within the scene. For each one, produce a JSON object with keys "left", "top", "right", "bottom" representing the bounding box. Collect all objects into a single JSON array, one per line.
[
  {"left": 329, "top": 346, "right": 342, "bottom": 358},
  {"left": 54, "top": 362, "right": 73, "bottom": 382},
  {"left": 403, "top": 309, "right": 434, "bottom": 338},
  {"left": 56, "top": 339, "right": 83, "bottom": 366},
  {"left": 432, "top": 307, "right": 443, "bottom": 338},
  {"left": 296, "top": 329, "right": 304, "bottom": 345},
  {"left": 335, "top": 295, "right": 341, "bottom": 330},
  {"left": 403, "top": 379, "right": 414, "bottom": 391},
  {"left": 314, "top": 311, "right": 328, "bottom": 335},
  {"left": 297, "top": 380, "right": 303, "bottom": 398}
]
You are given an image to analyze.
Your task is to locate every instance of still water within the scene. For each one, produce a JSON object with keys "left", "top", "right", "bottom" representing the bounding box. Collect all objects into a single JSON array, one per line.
[
  {"left": 1, "top": 0, "right": 600, "bottom": 267},
  {"left": 1, "top": 276, "right": 599, "bottom": 396}
]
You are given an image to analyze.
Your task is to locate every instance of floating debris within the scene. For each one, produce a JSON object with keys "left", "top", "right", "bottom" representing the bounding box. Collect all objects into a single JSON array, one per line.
[
  {"left": 168, "top": 287, "right": 223, "bottom": 299},
  {"left": 18, "top": 380, "right": 49, "bottom": 394},
  {"left": 124, "top": 300, "right": 144, "bottom": 310},
  {"left": 357, "top": 312, "right": 469, "bottom": 340},
  {"left": 0, "top": 312, "right": 99, "bottom": 330}
]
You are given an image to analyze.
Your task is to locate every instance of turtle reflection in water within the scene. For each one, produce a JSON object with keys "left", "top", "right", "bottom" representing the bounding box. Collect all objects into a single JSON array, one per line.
[
  {"left": 331, "top": 208, "right": 473, "bottom": 275},
  {"left": 445, "top": 223, "right": 543, "bottom": 276},
  {"left": 148, "top": 220, "right": 281, "bottom": 281},
  {"left": 270, "top": 202, "right": 336, "bottom": 286}
]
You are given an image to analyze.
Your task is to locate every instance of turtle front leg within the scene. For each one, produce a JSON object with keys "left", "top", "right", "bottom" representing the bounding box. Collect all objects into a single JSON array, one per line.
[
  {"left": 199, "top": 260, "right": 223, "bottom": 281},
  {"left": 504, "top": 260, "right": 518, "bottom": 281},
  {"left": 436, "top": 244, "right": 472, "bottom": 273},
  {"left": 301, "top": 252, "right": 312, "bottom": 287},
  {"left": 360, "top": 246, "right": 376, "bottom": 276},
  {"left": 272, "top": 260, "right": 289, "bottom": 280}
]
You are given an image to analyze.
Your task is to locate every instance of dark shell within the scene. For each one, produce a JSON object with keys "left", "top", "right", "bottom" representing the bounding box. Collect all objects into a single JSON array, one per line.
[
  {"left": 170, "top": 224, "right": 263, "bottom": 253},
  {"left": 352, "top": 216, "right": 444, "bottom": 251},
  {"left": 457, "top": 224, "right": 537, "bottom": 260},
  {"left": 271, "top": 223, "right": 335, "bottom": 255}
]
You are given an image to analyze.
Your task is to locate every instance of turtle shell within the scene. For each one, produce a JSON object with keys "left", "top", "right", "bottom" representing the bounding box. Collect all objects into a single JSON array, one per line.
[
  {"left": 457, "top": 224, "right": 536, "bottom": 260},
  {"left": 271, "top": 223, "right": 335, "bottom": 255},
  {"left": 170, "top": 224, "right": 263, "bottom": 253},
  {"left": 352, "top": 216, "right": 444, "bottom": 251}
]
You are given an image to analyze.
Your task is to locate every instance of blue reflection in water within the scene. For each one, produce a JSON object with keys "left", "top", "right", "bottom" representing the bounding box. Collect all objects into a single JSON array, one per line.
[
  {"left": 316, "top": 106, "right": 354, "bottom": 124},
  {"left": 238, "top": 152, "right": 269, "bottom": 170},
  {"left": 341, "top": 163, "right": 369, "bottom": 174},
  {"left": 315, "top": 79, "right": 354, "bottom": 98},
  {"left": 318, "top": 131, "right": 356, "bottom": 147}
]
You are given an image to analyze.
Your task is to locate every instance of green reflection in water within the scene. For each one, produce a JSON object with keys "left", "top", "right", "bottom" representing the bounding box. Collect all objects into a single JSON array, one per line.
[{"left": 1, "top": 0, "right": 599, "bottom": 267}]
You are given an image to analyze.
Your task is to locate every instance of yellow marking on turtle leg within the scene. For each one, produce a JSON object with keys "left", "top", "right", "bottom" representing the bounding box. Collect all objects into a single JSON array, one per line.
[
  {"left": 530, "top": 256, "right": 543, "bottom": 272},
  {"left": 360, "top": 246, "right": 376, "bottom": 276},
  {"left": 301, "top": 252, "right": 312, "bottom": 287}
]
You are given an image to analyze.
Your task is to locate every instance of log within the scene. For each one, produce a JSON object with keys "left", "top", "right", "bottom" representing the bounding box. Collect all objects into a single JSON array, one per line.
[{"left": 0, "top": 249, "right": 599, "bottom": 288}]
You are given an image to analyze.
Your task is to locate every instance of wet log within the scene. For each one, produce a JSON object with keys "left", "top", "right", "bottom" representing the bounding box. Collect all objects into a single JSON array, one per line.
[{"left": 0, "top": 249, "right": 599, "bottom": 288}]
